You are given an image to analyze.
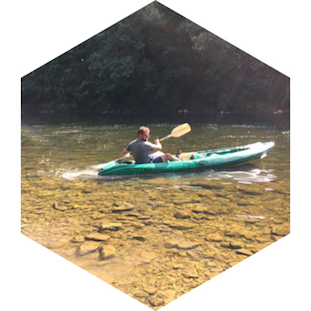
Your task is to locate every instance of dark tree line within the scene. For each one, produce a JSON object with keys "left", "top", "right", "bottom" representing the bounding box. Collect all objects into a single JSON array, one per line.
[{"left": 21, "top": 2, "right": 290, "bottom": 115}]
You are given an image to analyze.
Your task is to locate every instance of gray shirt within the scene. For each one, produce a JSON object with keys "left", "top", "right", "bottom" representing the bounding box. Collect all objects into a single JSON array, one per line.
[{"left": 126, "top": 139, "right": 158, "bottom": 164}]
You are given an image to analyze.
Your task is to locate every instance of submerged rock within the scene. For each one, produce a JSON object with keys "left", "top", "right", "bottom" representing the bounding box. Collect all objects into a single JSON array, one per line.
[
  {"left": 229, "top": 241, "right": 244, "bottom": 249},
  {"left": 163, "top": 220, "right": 195, "bottom": 230},
  {"left": 191, "top": 206, "right": 208, "bottom": 213},
  {"left": 133, "top": 290, "right": 149, "bottom": 298},
  {"left": 46, "top": 241, "right": 66, "bottom": 249},
  {"left": 138, "top": 251, "right": 158, "bottom": 264},
  {"left": 143, "top": 286, "right": 158, "bottom": 295},
  {"left": 164, "top": 239, "right": 201, "bottom": 250},
  {"left": 82, "top": 189, "right": 93, "bottom": 194},
  {"left": 85, "top": 232, "right": 111, "bottom": 241},
  {"left": 174, "top": 211, "right": 191, "bottom": 219},
  {"left": 191, "top": 181, "right": 223, "bottom": 190},
  {"left": 225, "top": 228, "right": 242, "bottom": 238},
  {"left": 90, "top": 213, "right": 107, "bottom": 220},
  {"left": 112, "top": 202, "right": 134, "bottom": 212},
  {"left": 172, "top": 263, "right": 184, "bottom": 270},
  {"left": 178, "top": 241, "right": 200, "bottom": 250},
  {"left": 148, "top": 296, "right": 164, "bottom": 307},
  {"left": 132, "top": 235, "right": 146, "bottom": 242},
  {"left": 100, "top": 223, "right": 123, "bottom": 231},
  {"left": 137, "top": 215, "right": 151, "bottom": 220},
  {"left": 112, "top": 206, "right": 128, "bottom": 212},
  {"left": 183, "top": 270, "right": 199, "bottom": 278},
  {"left": 77, "top": 241, "right": 100, "bottom": 256},
  {"left": 186, "top": 250, "right": 203, "bottom": 261},
  {"left": 205, "top": 233, "right": 223, "bottom": 242},
  {"left": 71, "top": 235, "right": 85, "bottom": 243},
  {"left": 52, "top": 202, "right": 71, "bottom": 211},
  {"left": 132, "top": 223, "right": 145, "bottom": 229},
  {"left": 236, "top": 248, "right": 253, "bottom": 256},
  {"left": 99, "top": 245, "right": 117, "bottom": 260},
  {"left": 271, "top": 225, "right": 289, "bottom": 236}
]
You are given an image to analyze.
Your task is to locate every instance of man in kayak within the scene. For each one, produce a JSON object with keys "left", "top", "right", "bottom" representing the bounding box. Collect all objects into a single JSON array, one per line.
[{"left": 120, "top": 126, "right": 181, "bottom": 164}]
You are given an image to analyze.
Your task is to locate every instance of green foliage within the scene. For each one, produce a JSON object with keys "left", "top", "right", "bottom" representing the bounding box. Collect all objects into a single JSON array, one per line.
[{"left": 21, "top": 2, "right": 289, "bottom": 115}]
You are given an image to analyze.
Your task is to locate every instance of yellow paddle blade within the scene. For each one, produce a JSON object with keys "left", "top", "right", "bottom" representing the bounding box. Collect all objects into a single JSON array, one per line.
[{"left": 170, "top": 123, "right": 191, "bottom": 137}]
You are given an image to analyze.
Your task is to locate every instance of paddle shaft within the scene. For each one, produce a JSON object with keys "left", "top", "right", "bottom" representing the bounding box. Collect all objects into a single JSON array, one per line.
[{"left": 159, "top": 134, "right": 171, "bottom": 142}]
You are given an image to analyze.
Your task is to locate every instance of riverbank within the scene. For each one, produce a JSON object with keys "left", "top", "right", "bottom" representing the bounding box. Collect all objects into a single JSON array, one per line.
[{"left": 21, "top": 111, "right": 290, "bottom": 130}]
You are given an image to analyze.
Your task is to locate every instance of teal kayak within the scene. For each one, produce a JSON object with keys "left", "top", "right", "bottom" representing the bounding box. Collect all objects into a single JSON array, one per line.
[{"left": 98, "top": 141, "right": 275, "bottom": 176}]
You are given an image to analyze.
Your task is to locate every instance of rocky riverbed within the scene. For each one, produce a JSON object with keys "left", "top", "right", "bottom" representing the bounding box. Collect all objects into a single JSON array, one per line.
[
  {"left": 21, "top": 174, "right": 290, "bottom": 309},
  {"left": 21, "top": 121, "right": 290, "bottom": 309}
]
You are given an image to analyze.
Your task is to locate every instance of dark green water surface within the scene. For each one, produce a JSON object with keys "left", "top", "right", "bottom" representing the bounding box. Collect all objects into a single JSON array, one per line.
[{"left": 21, "top": 113, "right": 290, "bottom": 309}]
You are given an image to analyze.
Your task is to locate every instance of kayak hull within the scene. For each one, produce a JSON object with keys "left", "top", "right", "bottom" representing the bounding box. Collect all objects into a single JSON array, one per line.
[{"left": 98, "top": 141, "right": 275, "bottom": 176}]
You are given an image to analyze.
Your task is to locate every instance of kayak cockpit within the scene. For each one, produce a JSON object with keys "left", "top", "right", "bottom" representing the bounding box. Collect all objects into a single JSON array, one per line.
[{"left": 179, "top": 145, "right": 250, "bottom": 161}]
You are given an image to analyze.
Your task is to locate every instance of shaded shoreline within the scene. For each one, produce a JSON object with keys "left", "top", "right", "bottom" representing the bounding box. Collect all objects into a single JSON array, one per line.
[{"left": 21, "top": 111, "right": 290, "bottom": 129}]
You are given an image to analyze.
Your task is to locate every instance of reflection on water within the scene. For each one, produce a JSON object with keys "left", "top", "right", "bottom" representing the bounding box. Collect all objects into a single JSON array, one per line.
[
  {"left": 213, "top": 169, "right": 276, "bottom": 183},
  {"left": 21, "top": 118, "right": 290, "bottom": 310},
  {"left": 57, "top": 164, "right": 276, "bottom": 185},
  {"left": 58, "top": 169, "right": 99, "bottom": 180}
]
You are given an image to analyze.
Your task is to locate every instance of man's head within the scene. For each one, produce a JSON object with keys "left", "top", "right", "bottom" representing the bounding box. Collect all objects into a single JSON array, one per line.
[{"left": 138, "top": 126, "right": 150, "bottom": 141}]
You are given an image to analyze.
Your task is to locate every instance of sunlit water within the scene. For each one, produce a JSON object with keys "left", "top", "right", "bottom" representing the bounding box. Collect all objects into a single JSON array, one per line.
[{"left": 21, "top": 114, "right": 290, "bottom": 309}]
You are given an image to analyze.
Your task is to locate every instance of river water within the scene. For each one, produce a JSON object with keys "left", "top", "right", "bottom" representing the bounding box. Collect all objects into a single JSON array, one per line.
[{"left": 21, "top": 113, "right": 290, "bottom": 309}]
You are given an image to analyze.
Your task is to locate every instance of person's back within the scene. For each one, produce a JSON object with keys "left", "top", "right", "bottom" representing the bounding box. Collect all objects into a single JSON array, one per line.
[{"left": 127, "top": 139, "right": 157, "bottom": 164}]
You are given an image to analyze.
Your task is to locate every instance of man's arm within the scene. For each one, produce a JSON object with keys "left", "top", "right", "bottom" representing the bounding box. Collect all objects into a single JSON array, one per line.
[
  {"left": 152, "top": 139, "right": 162, "bottom": 152},
  {"left": 121, "top": 148, "right": 130, "bottom": 157}
]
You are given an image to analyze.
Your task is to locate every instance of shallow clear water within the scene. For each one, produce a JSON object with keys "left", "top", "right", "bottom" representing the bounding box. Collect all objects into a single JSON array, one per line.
[{"left": 21, "top": 114, "right": 290, "bottom": 309}]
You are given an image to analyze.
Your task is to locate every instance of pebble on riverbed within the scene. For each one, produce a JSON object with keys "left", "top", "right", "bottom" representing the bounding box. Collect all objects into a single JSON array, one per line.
[
  {"left": 174, "top": 211, "right": 191, "bottom": 219},
  {"left": 163, "top": 220, "right": 195, "bottom": 230},
  {"left": 71, "top": 235, "right": 85, "bottom": 243},
  {"left": 148, "top": 296, "right": 164, "bottom": 307},
  {"left": 99, "top": 223, "right": 123, "bottom": 231},
  {"left": 164, "top": 239, "right": 201, "bottom": 250},
  {"left": 183, "top": 270, "right": 199, "bottom": 278},
  {"left": 99, "top": 245, "right": 117, "bottom": 260},
  {"left": 143, "top": 286, "right": 158, "bottom": 295},
  {"left": 271, "top": 225, "right": 290, "bottom": 236},
  {"left": 52, "top": 202, "right": 71, "bottom": 211},
  {"left": 132, "top": 235, "right": 146, "bottom": 242},
  {"left": 133, "top": 290, "right": 149, "bottom": 298},
  {"left": 236, "top": 248, "right": 253, "bottom": 256},
  {"left": 85, "top": 232, "right": 111, "bottom": 241},
  {"left": 112, "top": 202, "right": 135, "bottom": 212},
  {"left": 77, "top": 241, "right": 100, "bottom": 256},
  {"left": 229, "top": 241, "right": 244, "bottom": 249},
  {"left": 205, "top": 233, "right": 223, "bottom": 242}
]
